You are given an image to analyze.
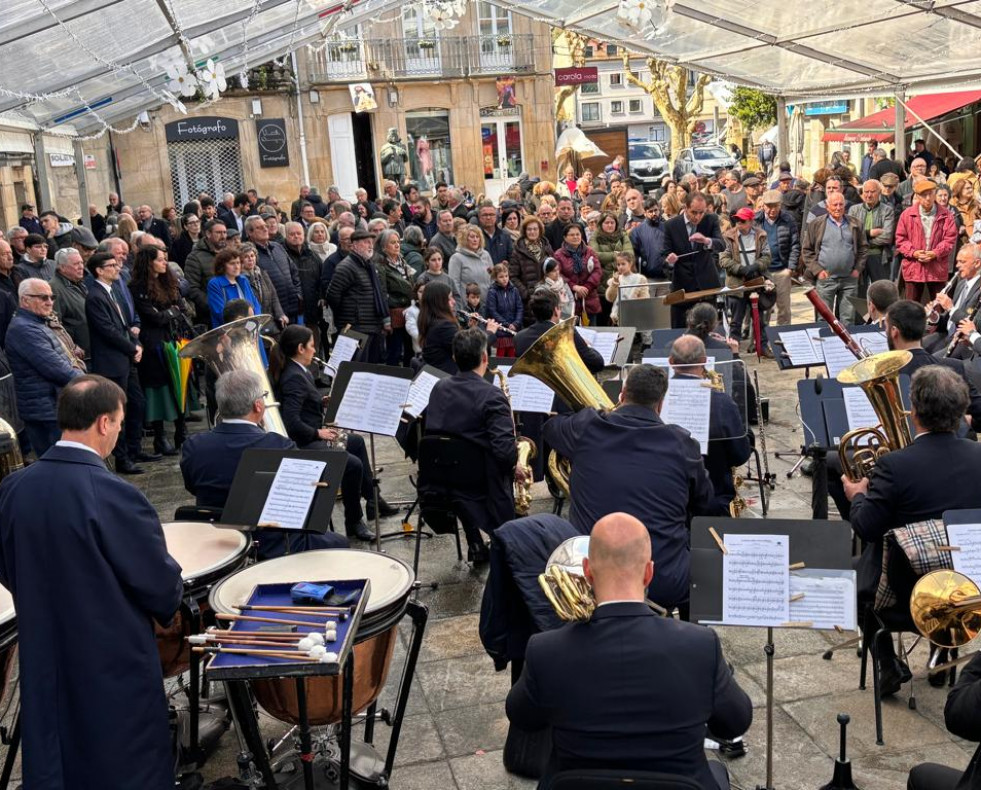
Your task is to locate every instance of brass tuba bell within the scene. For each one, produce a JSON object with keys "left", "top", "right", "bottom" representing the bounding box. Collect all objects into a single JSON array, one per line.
[
  {"left": 178, "top": 315, "right": 287, "bottom": 436},
  {"left": 539, "top": 536, "right": 594, "bottom": 622},
  {"left": 910, "top": 569, "right": 981, "bottom": 648},
  {"left": 509, "top": 317, "right": 613, "bottom": 497},
  {"left": 835, "top": 349, "right": 912, "bottom": 482}
]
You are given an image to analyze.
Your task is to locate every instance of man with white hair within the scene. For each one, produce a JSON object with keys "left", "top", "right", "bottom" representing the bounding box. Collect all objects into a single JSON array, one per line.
[
  {"left": 0, "top": 239, "right": 20, "bottom": 297},
  {"left": 135, "top": 205, "right": 171, "bottom": 247},
  {"left": 6, "top": 278, "right": 82, "bottom": 455},
  {"left": 50, "top": 248, "right": 89, "bottom": 354},
  {"left": 6, "top": 227, "right": 27, "bottom": 259}
]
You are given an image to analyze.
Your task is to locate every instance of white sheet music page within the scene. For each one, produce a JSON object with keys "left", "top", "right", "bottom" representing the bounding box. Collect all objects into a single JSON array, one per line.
[
  {"left": 324, "top": 334, "right": 359, "bottom": 378},
  {"left": 257, "top": 458, "right": 328, "bottom": 531},
  {"left": 660, "top": 377, "right": 711, "bottom": 453},
  {"left": 333, "top": 372, "right": 411, "bottom": 437},
  {"left": 789, "top": 570, "right": 857, "bottom": 631},
  {"left": 842, "top": 387, "right": 879, "bottom": 446},
  {"left": 722, "top": 533, "right": 790, "bottom": 627},
  {"left": 575, "top": 327, "right": 597, "bottom": 347},
  {"left": 945, "top": 523, "right": 981, "bottom": 581},
  {"left": 823, "top": 332, "right": 888, "bottom": 378},
  {"left": 591, "top": 332, "right": 620, "bottom": 364},
  {"left": 404, "top": 371, "right": 441, "bottom": 419},
  {"left": 496, "top": 366, "right": 555, "bottom": 414},
  {"left": 779, "top": 328, "right": 823, "bottom": 366}
]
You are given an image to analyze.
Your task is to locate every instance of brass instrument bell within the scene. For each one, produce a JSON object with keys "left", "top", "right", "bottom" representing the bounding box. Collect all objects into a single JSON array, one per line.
[
  {"left": 911, "top": 570, "right": 981, "bottom": 648},
  {"left": 539, "top": 536, "right": 594, "bottom": 622}
]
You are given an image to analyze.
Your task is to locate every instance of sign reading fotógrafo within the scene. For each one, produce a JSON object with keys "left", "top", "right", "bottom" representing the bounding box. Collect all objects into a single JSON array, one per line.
[{"left": 165, "top": 116, "right": 240, "bottom": 142}]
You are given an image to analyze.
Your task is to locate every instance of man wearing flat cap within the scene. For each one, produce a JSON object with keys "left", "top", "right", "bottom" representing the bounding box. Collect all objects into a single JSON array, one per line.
[
  {"left": 742, "top": 175, "right": 764, "bottom": 211},
  {"left": 895, "top": 178, "right": 958, "bottom": 302}
]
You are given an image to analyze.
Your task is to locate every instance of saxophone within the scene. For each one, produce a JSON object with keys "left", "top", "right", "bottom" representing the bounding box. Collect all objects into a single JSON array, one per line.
[
  {"left": 701, "top": 368, "right": 747, "bottom": 517},
  {"left": 491, "top": 368, "right": 538, "bottom": 516}
]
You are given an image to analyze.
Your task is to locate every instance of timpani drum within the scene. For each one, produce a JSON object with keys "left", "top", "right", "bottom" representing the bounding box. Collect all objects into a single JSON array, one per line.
[
  {"left": 0, "top": 586, "right": 15, "bottom": 705},
  {"left": 209, "top": 549, "right": 414, "bottom": 726},
  {"left": 157, "top": 521, "right": 251, "bottom": 677}
]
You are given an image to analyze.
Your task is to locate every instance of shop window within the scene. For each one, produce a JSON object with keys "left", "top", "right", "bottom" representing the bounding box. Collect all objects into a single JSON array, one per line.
[{"left": 406, "top": 108, "right": 453, "bottom": 190}]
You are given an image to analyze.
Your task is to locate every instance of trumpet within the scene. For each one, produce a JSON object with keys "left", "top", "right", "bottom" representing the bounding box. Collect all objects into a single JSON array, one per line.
[
  {"left": 926, "top": 273, "right": 959, "bottom": 325},
  {"left": 457, "top": 311, "right": 517, "bottom": 336}
]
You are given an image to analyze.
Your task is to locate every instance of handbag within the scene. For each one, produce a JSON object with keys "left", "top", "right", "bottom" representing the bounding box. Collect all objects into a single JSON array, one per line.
[{"left": 737, "top": 234, "right": 777, "bottom": 311}]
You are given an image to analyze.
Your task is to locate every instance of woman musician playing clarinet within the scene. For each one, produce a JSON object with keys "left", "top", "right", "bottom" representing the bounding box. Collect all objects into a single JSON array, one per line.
[{"left": 271, "top": 325, "right": 397, "bottom": 541}]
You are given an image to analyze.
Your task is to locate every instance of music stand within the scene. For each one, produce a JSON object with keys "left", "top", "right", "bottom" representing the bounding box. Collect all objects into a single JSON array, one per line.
[
  {"left": 220, "top": 449, "right": 349, "bottom": 545},
  {"left": 323, "top": 361, "right": 415, "bottom": 553},
  {"left": 576, "top": 325, "right": 636, "bottom": 368},
  {"left": 691, "top": 517, "right": 854, "bottom": 790},
  {"left": 619, "top": 296, "right": 672, "bottom": 331},
  {"left": 766, "top": 321, "right": 825, "bottom": 375}
]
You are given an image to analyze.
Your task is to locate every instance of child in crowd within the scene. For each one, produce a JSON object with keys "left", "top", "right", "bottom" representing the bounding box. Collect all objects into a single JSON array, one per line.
[
  {"left": 484, "top": 263, "right": 523, "bottom": 357},
  {"left": 536, "top": 257, "right": 574, "bottom": 321},
  {"left": 606, "top": 251, "right": 651, "bottom": 345},
  {"left": 405, "top": 281, "right": 424, "bottom": 355},
  {"left": 461, "top": 282, "right": 484, "bottom": 327},
  {"left": 416, "top": 248, "right": 454, "bottom": 294}
]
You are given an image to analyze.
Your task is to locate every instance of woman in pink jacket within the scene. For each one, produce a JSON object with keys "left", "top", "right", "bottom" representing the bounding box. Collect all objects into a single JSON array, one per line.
[{"left": 894, "top": 179, "right": 958, "bottom": 302}]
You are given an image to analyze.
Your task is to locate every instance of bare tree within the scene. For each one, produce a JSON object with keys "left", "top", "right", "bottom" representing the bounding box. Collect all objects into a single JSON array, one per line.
[
  {"left": 621, "top": 53, "right": 711, "bottom": 163},
  {"left": 552, "top": 29, "right": 589, "bottom": 123}
]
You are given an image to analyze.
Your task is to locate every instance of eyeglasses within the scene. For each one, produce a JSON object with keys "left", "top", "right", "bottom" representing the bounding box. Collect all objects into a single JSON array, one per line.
[
  {"left": 26, "top": 293, "right": 54, "bottom": 301},
  {"left": 101, "top": 262, "right": 121, "bottom": 269}
]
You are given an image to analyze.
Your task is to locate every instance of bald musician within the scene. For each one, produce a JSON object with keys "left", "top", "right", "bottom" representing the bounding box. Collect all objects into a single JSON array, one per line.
[
  {"left": 543, "top": 364, "right": 714, "bottom": 613},
  {"left": 506, "top": 513, "right": 751, "bottom": 789}
]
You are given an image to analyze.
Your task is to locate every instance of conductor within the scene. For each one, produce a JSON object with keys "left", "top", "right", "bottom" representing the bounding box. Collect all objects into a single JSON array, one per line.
[
  {"left": 0, "top": 375, "right": 184, "bottom": 790},
  {"left": 506, "top": 512, "right": 751, "bottom": 789}
]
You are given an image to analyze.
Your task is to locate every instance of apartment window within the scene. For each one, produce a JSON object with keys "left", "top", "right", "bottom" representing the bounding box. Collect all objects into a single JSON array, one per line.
[
  {"left": 606, "top": 44, "right": 618, "bottom": 56},
  {"left": 611, "top": 100, "right": 624, "bottom": 115},
  {"left": 581, "top": 81, "right": 599, "bottom": 95},
  {"left": 629, "top": 99, "right": 642, "bottom": 113},
  {"left": 581, "top": 102, "right": 600, "bottom": 122},
  {"left": 583, "top": 45, "right": 594, "bottom": 57},
  {"left": 610, "top": 73, "right": 623, "bottom": 88},
  {"left": 649, "top": 123, "right": 668, "bottom": 142}
]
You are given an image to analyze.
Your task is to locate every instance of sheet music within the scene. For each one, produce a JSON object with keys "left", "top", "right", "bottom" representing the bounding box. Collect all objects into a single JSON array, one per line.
[
  {"left": 789, "top": 570, "right": 857, "bottom": 631},
  {"left": 323, "top": 334, "right": 359, "bottom": 377},
  {"left": 842, "top": 387, "right": 879, "bottom": 446},
  {"left": 493, "top": 365, "right": 555, "bottom": 414},
  {"left": 257, "top": 458, "right": 327, "bottom": 531},
  {"left": 779, "top": 328, "right": 823, "bottom": 366},
  {"left": 945, "top": 523, "right": 981, "bottom": 581},
  {"left": 575, "top": 327, "right": 619, "bottom": 365},
  {"left": 823, "top": 332, "right": 888, "bottom": 378},
  {"left": 404, "top": 371, "right": 441, "bottom": 419},
  {"left": 333, "top": 372, "right": 411, "bottom": 437},
  {"left": 722, "top": 533, "right": 790, "bottom": 627},
  {"left": 660, "top": 377, "right": 711, "bottom": 454},
  {"left": 575, "top": 327, "right": 596, "bottom": 347}
]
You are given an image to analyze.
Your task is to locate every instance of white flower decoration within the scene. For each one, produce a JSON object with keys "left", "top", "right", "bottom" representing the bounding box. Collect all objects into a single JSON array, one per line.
[
  {"left": 197, "top": 59, "right": 227, "bottom": 101},
  {"left": 165, "top": 62, "right": 199, "bottom": 98},
  {"left": 617, "top": 0, "right": 653, "bottom": 31}
]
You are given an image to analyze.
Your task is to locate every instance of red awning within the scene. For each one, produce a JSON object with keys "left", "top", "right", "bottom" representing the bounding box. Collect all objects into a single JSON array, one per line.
[{"left": 822, "top": 91, "right": 981, "bottom": 143}]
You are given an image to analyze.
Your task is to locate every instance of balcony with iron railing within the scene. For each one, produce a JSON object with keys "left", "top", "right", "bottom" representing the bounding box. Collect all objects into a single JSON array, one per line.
[{"left": 308, "top": 33, "right": 540, "bottom": 83}]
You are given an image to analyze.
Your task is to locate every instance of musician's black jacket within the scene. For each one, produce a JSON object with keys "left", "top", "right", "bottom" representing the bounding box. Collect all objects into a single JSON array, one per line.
[
  {"left": 514, "top": 320, "right": 605, "bottom": 375},
  {"left": 658, "top": 211, "right": 726, "bottom": 294},
  {"left": 506, "top": 601, "right": 752, "bottom": 789},
  {"left": 543, "top": 404, "right": 715, "bottom": 609},
  {"left": 945, "top": 651, "right": 981, "bottom": 790},
  {"left": 905, "top": 348, "right": 981, "bottom": 426},
  {"left": 277, "top": 360, "right": 326, "bottom": 447},
  {"left": 425, "top": 370, "right": 517, "bottom": 534},
  {"left": 849, "top": 431, "right": 981, "bottom": 600},
  {"left": 933, "top": 277, "right": 981, "bottom": 337}
]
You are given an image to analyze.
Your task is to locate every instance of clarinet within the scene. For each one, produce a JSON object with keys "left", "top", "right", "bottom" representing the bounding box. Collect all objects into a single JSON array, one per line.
[
  {"left": 926, "top": 272, "right": 960, "bottom": 325},
  {"left": 753, "top": 369, "right": 775, "bottom": 488},
  {"left": 943, "top": 293, "right": 981, "bottom": 358}
]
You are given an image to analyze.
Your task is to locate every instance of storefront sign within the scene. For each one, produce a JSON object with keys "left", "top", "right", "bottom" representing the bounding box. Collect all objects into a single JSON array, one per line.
[
  {"left": 803, "top": 101, "right": 850, "bottom": 117},
  {"left": 48, "top": 152, "right": 75, "bottom": 168},
  {"left": 554, "top": 67, "right": 599, "bottom": 86},
  {"left": 256, "top": 119, "right": 289, "bottom": 168},
  {"left": 165, "top": 117, "right": 239, "bottom": 142},
  {"left": 480, "top": 106, "right": 519, "bottom": 118}
]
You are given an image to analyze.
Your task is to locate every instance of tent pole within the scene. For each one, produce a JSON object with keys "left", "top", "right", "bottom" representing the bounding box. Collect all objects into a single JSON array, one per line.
[
  {"left": 894, "top": 89, "right": 905, "bottom": 163},
  {"left": 776, "top": 97, "right": 789, "bottom": 166},
  {"left": 895, "top": 95, "right": 962, "bottom": 161}
]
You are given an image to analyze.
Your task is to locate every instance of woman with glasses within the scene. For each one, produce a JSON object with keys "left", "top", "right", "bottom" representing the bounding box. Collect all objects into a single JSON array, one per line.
[{"left": 169, "top": 214, "right": 201, "bottom": 269}]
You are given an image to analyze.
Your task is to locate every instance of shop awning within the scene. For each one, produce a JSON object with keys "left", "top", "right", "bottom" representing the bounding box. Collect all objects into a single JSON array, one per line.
[{"left": 822, "top": 91, "right": 981, "bottom": 143}]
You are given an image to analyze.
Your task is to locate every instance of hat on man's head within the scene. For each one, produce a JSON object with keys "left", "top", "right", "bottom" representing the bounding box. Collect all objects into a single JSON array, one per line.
[
  {"left": 741, "top": 175, "right": 761, "bottom": 187},
  {"left": 70, "top": 226, "right": 98, "bottom": 250},
  {"left": 879, "top": 172, "right": 900, "bottom": 186},
  {"left": 778, "top": 171, "right": 794, "bottom": 182},
  {"left": 762, "top": 190, "right": 783, "bottom": 205},
  {"left": 913, "top": 178, "right": 938, "bottom": 194},
  {"left": 733, "top": 207, "right": 756, "bottom": 222},
  {"left": 350, "top": 229, "right": 373, "bottom": 241}
]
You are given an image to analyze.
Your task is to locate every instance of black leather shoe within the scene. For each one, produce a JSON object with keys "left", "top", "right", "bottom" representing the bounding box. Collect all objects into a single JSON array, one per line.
[
  {"left": 154, "top": 437, "right": 177, "bottom": 456},
  {"left": 365, "top": 497, "right": 399, "bottom": 520},
  {"left": 116, "top": 458, "right": 145, "bottom": 475},
  {"left": 136, "top": 450, "right": 163, "bottom": 462},
  {"left": 467, "top": 541, "right": 490, "bottom": 565},
  {"left": 878, "top": 659, "right": 912, "bottom": 698},
  {"left": 346, "top": 521, "right": 376, "bottom": 542}
]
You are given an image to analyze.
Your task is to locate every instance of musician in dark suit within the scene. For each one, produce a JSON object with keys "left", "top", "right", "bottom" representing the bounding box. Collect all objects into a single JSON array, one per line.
[
  {"left": 84, "top": 252, "right": 154, "bottom": 474},
  {"left": 669, "top": 336, "right": 752, "bottom": 515},
  {"left": 908, "top": 651, "right": 981, "bottom": 790},
  {"left": 924, "top": 244, "right": 981, "bottom": 355},
  {"left": 273, "top": 325, "right": 392, "bottom": 542},
  {"left": 543, "top": 364, "right": 715, "bottom": 613},
  {"left": 658, "top": 192, "right": 726, "bottom": 327},
  {"left": 514, "top": 289, "right": 604, "bottom": 480},
  {"left": 506, "top": 512, "right": 751, "bottom": 789},
  {"left": 180, "top": 369, "right": 349, "bottom": 559},
  {"left": 425, "top": 327, "right": 520, "bottom": 562},
  {"left": 866, "top": 279, "right": 899, "bottom": 327},
  {"left": 843, "top": 366, "right": 981, "bottom": 696}
]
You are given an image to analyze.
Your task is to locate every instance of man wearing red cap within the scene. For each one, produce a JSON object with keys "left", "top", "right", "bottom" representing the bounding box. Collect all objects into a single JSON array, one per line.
[
  {"left": 721, "top": 207, "right": 774, "bottom": 356},
  {"left": 894, "top": 178, "right": 958, "bottom": 303}
]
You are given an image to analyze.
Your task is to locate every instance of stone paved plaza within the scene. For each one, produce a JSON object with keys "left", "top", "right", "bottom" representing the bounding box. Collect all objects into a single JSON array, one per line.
[{"left": 10, "top": 289, "right": 977, "bottom": 790}]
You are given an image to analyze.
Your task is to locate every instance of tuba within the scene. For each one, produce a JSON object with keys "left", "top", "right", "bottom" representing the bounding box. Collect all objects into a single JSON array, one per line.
[
  {"left": 835, "top": 350, "right": 912, "bottom": 482},
  {"left": 178, "top": 315, "right": 287, "bottom": 436},
  {"left": 910, "top": 569, "right": 981, "bottom": 648},
  {"left": 509, "top": 317, "right": 613, "bottom": 497},
  {"left": 0, "top": 418, "right": 23, "bottom": 484},
  {"left": 490, "top": 368, "right": 538, "bottom": 516}
]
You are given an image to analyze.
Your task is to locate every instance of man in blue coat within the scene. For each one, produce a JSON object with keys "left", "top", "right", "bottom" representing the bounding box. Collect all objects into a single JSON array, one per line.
[
  {"left": 0, "top": 374, "right": 184, "bottom": 790},
  {"left": 6, "top": 278, "right": 82, "bottom": 455},
  {"left": 245, "top": 215, "right": 302, "bottom": 323},
  {"left": 180, "top": 369, "right": 350, "bottom": 559},
  {"left": 543, "top": 363, "right": 715, "bottom": 613},
  {"left": 506, "top": 513, "right": 751, "bottom": 788}
]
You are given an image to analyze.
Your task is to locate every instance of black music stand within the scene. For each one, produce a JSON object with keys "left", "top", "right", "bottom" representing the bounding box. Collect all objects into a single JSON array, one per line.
[
  {"left": 323, "top": 362, "right": 415, "bottom": 554},
  {"left": 766, "top": 321, "right": 825, "bottom": 376},
  {"left": 220, "top": 449, "right": 348, "bottom": 546},
  {"left": 691, "top": 517, "right": 854, "bottom": 790}
]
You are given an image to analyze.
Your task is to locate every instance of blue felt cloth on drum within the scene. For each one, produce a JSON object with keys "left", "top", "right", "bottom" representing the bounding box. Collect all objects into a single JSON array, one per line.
[
  {"left": 291, "top": 582, "right": 334, "bottom": 604},
  {"left": 0, "top": 444, "right": 184, "bottom": 790}
]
